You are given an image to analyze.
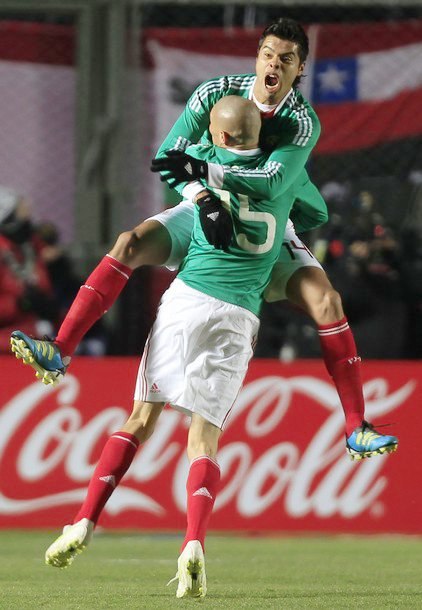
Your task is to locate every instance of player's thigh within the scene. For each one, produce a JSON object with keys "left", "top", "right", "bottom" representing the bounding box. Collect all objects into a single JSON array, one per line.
[
  {"left": 264, "top": 237, "right": 323, "bottom": 303},
  {"left": 122, "top": 400, "right": 165, "bottom": 442},
  {"left": 146, "top": 200, "right": 195, "bottom": 270},
  {"left": 187, "top": 413, "right": 222, "bottom": 460}
]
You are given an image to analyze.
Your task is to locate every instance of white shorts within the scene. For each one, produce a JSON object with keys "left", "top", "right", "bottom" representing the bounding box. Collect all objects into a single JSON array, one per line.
[
  {"left": 146, "top": 201, "right": 196, "bottom": 270},
  {"left": 148, "top": 205, "right": 323, "bottom": 300},
  {"left": 134, "top": 278, "right": 259, "bottom": 429},
  {"left": 264, "top": 221, "right": 323, "bottom": 302}
]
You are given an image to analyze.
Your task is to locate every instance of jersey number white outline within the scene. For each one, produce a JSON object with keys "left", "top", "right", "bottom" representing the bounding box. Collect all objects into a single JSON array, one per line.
[{"left": 214, "top": 188, "right": 276, "bottom": 254}]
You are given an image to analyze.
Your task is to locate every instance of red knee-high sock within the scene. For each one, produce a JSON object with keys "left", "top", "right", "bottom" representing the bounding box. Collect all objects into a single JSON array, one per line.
[
  {"left": 318, "top": 316, "right": 365, "bottom": 436},
  {"left": 55, "top": 255, "right": 132, "bottom": 357},
  {"left": 73, "top": 431, "right": 139, "bottom": 524},
  {"left": 181, "top": 456, "right": 221, "bottom": 553}
]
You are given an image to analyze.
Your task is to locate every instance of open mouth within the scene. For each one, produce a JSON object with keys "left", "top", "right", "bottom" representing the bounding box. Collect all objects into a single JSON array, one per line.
[{"left": 265, "top": 74, "right": 280, "bottom": 89}]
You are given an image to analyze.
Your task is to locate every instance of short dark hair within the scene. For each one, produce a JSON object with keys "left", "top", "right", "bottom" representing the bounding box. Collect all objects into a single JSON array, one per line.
[{"left": 258, "top": 18, "right": 309, "bottom": 88}]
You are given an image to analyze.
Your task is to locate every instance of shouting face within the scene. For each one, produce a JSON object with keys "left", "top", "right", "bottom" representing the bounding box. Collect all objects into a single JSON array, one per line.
[{"left": 254, "top": 35, "right": 305, "bottom": 104}]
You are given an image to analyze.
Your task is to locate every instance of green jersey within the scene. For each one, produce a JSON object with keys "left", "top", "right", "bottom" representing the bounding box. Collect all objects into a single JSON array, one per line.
[
  {"left": 178, "top": 144, "right": 299, "bottom": 316},
  {"left": 157, "top": 74, "right": 327, "bottom": 232}
]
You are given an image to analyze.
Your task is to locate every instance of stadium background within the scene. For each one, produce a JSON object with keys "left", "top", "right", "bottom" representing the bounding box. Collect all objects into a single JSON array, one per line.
[
  {"left": 0, "top": 0, "right": 421, "bottom": 359},
  {"left": 0, "top": 0, "right": 421, "bottom": 538}
]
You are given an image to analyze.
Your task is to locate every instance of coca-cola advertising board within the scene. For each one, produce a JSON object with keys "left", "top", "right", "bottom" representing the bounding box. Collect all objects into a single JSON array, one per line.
[{"left": 0, "top": 356, "right": 420, "bottom": 533}]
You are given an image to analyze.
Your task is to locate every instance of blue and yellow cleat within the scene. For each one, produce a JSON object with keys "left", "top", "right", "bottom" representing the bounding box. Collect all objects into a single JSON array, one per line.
[
  {"left": 10, "top": 330, "right": 69, "bottom": 386},
  {"left": 346, "top": 420, "right": 398, "bottom": 461}
]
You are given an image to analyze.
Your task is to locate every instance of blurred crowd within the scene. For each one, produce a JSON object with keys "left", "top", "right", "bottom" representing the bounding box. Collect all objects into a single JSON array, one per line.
[
  {"left": 256, "top": 180, "right": 422, "bottom": 360},
  {"left": 0, "top": 187, "right": 106, "bottom": 355},
  {"left": 1, "top": 183, "right": 421, "bottom": 360}
]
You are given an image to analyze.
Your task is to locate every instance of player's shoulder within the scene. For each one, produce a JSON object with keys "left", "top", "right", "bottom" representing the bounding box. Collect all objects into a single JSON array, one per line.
[
  {"left": 186, "top": 143, "right": 214, "bottom": 158},
  {"left": 285, "top": 88, "right": 318, "bottom": 118},
  {"left": 283, "top": 88, "right": 320, "bottom": 145},
  {"left": 189, "top": 73, "right": 255, "bottom": 110}
]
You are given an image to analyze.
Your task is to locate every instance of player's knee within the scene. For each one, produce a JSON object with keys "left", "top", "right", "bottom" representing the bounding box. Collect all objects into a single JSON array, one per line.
[
  {"left": 109, "top": 220, "right": 171, "bottom": 268},
  {"left": 129, "top": 417, "right": 157, "bottom": 443},
  {"left": 123, "top": 404, "right": 160, "bottom": 442},
  {"left": 109, "top": 230, "right": 140, "bottom": 267},
  {"left": 187, "top": 437, "right": 218, "bottom": 461},
  {"left": 311, "top": 288, "right": 344, "bottom": 324}
]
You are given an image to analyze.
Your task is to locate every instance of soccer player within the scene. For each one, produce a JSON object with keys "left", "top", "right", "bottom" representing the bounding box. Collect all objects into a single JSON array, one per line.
[
  {"left": 44, "top": 96, "right": 306, "bottom": 596},
  {"left": 10, "top": 17, "right": 398, "bottom": 459}
]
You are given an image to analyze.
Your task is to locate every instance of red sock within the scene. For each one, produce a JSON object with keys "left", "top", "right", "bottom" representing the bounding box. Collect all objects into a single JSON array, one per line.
[
  {"left": 181, "top": 456, "right": 221, "bottom": 553},
  {"left": 73, "top": 431, "right": 139, "bottom": 524},
  {"left": 318, "top": 317, "right": 365, "bottom": 436},
  {"left": 55, "top": 255, "right": 132, "bottom": 357}
]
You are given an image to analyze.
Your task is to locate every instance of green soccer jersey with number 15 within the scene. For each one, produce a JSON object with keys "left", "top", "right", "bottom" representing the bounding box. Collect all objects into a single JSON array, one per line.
[
  {"left": 157, "top": 74, "right": 327, "bottom": 233},
  {"left": 178, "top": 143, "right": 296, "bottom": 317}
]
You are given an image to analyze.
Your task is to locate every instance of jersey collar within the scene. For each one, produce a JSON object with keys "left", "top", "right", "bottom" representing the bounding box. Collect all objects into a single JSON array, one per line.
[{"left": 226, "top": 146, "right": 262, "bottom": 156}]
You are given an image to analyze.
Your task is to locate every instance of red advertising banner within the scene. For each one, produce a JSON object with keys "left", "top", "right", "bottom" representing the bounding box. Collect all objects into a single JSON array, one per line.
[{"left": 0, "top": 356, "right": 420, "bottom": 533}]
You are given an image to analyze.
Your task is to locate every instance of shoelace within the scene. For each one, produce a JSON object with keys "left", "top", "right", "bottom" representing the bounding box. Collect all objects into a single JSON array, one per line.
[
  {"left": 362, "top": 421, "right": 395, "bottom": 433},
  {"left": 166, "top": 573, "right": 179, "bottom": 587}
]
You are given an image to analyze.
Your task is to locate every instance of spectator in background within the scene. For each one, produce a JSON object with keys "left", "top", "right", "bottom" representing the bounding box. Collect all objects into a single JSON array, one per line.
[
  {"left": 256, "top": 187, "right": 406, "bottom": 360},
  {"left": 319, "top": 190, "right": 404, "bottom": 358},
  {"left": 400, "top": 224, "right": 422, "bottom": 359},
  {"left": 36, "top": 221, "right": 107, "bottom": 356},
  {"left": 0, "top": 187, "right": 59, "bottom": 353}
]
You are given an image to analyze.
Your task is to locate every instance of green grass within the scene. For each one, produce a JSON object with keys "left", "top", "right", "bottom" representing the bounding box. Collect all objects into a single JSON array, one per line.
[{"left": 1, "top": 531, "right": 421, "bottom": 609}]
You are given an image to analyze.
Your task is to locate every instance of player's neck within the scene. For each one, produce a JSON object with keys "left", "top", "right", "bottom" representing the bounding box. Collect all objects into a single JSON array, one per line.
[
  {"left": 251, "top": 87, "right": 293, "bottom": 114},
  {"left": 226, "top": 145, "right": 261, "bottom": 155}
]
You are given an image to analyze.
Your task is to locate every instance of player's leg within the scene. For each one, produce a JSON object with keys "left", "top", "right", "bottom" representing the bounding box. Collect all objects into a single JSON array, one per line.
[
  {"left": 45, "top": 400, "right": 164, "bottom": 568},
  {"left": 266, "top": 227, "right": 398, "bottom": 458},
  {"left": 285, "top": 267, "right": 398, "bottom": 457},
  {"left": 285, "top": 265, "right": 365, "bottom": 431},
  {"left": 172, "top": 414, "right": 222, "bottom": 599},
  {"left": 10, "top": 202, "right": 195, "bottom": 385}
]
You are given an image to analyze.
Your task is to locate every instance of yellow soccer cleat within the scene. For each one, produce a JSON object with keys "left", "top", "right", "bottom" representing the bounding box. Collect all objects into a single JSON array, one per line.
[
  {"left": 45, "top": 519, "right": 94, "bottom": 568},
  {"left": 167, "top": 540, "right": 207, "bottom": 599}
]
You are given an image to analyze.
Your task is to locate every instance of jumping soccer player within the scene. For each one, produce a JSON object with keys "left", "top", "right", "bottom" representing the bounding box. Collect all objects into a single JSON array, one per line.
[
  {"left": 10, "top": 17, "right": 398, "bottom": 459},
  {"left": 44, "top": 97, "right": 315, "bottom": 597}
]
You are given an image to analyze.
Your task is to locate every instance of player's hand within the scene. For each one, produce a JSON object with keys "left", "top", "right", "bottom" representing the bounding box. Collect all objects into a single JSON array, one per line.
[
  {"left": 150, "top": 150, "right": 208, "bottom": 185},
  {"left": 196, "top": 192, "right": 233, "bottom": 251}
]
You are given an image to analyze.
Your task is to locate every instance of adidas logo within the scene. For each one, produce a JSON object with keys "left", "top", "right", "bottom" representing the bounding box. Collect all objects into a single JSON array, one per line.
[
  {"left": 184, "top": 161, "right": 193, "bottom": 175},
  {"left": 99, "top": 475, "right": 116, "bottom": 487},
  {"left": 150, "top": 382, "right": 160, "bottom": 393},
  {"left": 207, "top": 212, "right": 219, "bottom": 222},
  {"left": 192, "top": 487, "right": 213, "bottom": 500}
]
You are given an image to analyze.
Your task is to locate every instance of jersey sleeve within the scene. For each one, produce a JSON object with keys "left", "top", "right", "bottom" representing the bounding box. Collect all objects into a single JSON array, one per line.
[
  {"left": 207, "top": 111, "right": 326, "bottom": 228},
  {"left": 290, "top": 175, "right": 328, "bottom": 233},
  {"left": 212, "top": 117, "right": 320, "bottom": 197},
  {"left": 155, "top": 80, "right": 216, "bottom": 196}
]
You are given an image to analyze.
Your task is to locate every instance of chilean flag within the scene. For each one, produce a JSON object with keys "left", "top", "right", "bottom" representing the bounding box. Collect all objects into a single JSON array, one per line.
[{"left": 309, "top": 21, "right": 422, "bottom": 154}]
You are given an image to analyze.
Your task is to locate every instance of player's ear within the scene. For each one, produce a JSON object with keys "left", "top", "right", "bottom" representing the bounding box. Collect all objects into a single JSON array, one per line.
[
  {"left": 221, "top": 131, "right": 230, "bottom": 147},
  {"left": 298, "top": 62, "right": 305, "bottom": 76}
]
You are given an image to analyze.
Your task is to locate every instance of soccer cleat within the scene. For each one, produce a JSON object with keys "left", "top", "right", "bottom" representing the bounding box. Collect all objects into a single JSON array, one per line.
[
  {"left": 167, "top": 540, "right": 207, "bottom": 598},
  {"left": 346, "top": 420, "right": 398, "bottom": 460},
  {"left": 10, "top": 330, "right": 69, "bottom": 386},
  {"left": 45, "top": 518, "right": 94, "bottom": 568}
]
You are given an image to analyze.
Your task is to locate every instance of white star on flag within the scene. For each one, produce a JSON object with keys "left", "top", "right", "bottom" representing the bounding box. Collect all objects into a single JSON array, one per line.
[{"left": 317, "top": 64, "right": 349, "bottom": 93}]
